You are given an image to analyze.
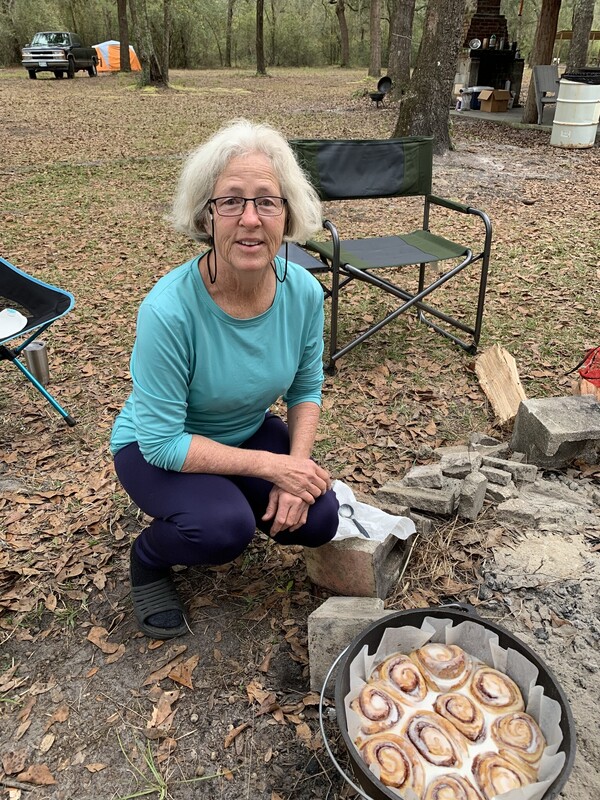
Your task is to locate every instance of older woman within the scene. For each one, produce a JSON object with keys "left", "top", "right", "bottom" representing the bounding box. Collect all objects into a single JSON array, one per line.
[{"left": 110, "top": 119, "right": 339, "bottom": 639}]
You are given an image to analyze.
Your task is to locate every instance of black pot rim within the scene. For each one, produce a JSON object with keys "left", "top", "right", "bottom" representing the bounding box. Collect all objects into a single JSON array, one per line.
[
  {"left": 333, "top": 605, "right": 577, "bottom": 800},
  {"left": 377, "top": 76, "right": 393, "bottom": 94}
]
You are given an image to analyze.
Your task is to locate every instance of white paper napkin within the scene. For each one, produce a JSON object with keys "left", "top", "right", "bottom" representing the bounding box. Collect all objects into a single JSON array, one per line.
[{"left": 333, "top": 479, "right": 416, "bottom": 542}]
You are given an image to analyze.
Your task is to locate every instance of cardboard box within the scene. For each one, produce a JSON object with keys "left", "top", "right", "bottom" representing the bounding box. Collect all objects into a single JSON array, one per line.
[{"left": 478, "top": 89, "right": 511, "bottom": 113}]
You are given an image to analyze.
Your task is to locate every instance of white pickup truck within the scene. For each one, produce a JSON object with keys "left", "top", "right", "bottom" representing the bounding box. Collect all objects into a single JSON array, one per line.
[{"left": 22, "top": 32, "right": 98, "bottom": 79}]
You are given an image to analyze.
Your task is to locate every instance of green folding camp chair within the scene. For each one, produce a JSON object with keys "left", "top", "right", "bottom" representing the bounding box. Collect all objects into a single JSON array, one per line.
[
  {"left": 279, "top": 136, "right": 492, "bottom": 373},
  {"left": 0, "top": 256, "right": 76, "bottom": 425}
]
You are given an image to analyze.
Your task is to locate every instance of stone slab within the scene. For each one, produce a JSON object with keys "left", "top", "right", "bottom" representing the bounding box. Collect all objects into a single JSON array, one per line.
[
  {"left": 401, "top": 464, "right": 443, "bottom": 489},
  {"left": 518, "top": 479, "right": 599, "bottom": 533},
  {"left": 308, "top": 597, "right": 390, "bottom": 692},
  {"left": 458, "top": 472, "right": 488, "bottom": 521},
  {"left": 409, "top": 512, "right": 435, "bottom": 535},
  {"left": 496, "top": 498, "right": 541, "bottom": 527},
  {"left": 480, "top": 465, "right": 513, "bottom": 486},
  {"left": 377, "top": 481, "right": 457, "bottom": 515},
  {"left": 486, "top": 482, "right": 519, "bottom": 503},
  {"left": 439, "top": 451, "right": 483, "bottom": 474},
  {"left": 441, "top": 463, "right": 477, "bottom": 480},
  {"left": 302, "top": 532, "right": 415, "bottom": 599},
  {"left": 511, "top": 396, "right": 600, "bottom": 468},
  {"left": 481, "top": 456, "right": 538, "bottom": 483}
]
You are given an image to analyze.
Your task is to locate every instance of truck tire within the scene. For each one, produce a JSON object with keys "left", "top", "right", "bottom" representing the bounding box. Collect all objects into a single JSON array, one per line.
[
  {"left": 67, "top": 58, "right": 75, "bottom": 79},
  {"left": 88, "top": 61, "right": 97, "bottom": 77},
  {"left": 55, "top": 71, "right": 64, "bottom": 79},
  {"left": 28, "top": 70, "right": 37, "bottom": 79}
]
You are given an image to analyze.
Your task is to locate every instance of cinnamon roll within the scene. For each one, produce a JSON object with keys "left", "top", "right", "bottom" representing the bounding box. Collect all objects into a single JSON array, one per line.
[
  {"left": 469, "top": 666, "right": 525, "bottom": 714},
  {"left": 409, "top": 643, "right": 473, "bottom": 691},
  {"left": 433, "top": 692, "right": 486, "bottom": 742},
  {"left": 424, "top": 774, "right": 485, "bottom": 800},
  {"left": 371, "top": 653, "right": 428, "bottom": 704},
  {"left": 491, "top": 711, "right": 546, "bottom": 765},
  {"left": 350, "top": 683, "right": 404, "bottom": 735},
  {"left": 359, "top": 733, "right": 426, "bottom": 795},
  {"left": 403, "top": 710, "right": 468, "bottom": 769},
  {"left": 472, "top": 751, "right": 536, "bottom": 800}
]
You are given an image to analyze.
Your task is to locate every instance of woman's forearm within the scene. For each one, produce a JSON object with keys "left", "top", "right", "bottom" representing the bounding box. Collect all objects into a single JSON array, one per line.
[
  {"left": 181, "top": 434, "right": 276, "bottom": 478},
  {"left": 287, "top": 401, "right": 321, "bottom": 459},
  {"left": 181, "top": 404, "right": 329, "bottom": 503}
]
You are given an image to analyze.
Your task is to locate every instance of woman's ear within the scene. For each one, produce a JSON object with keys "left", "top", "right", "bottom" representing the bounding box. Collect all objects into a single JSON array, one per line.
[{"left": 197, "top": 209, "right": 212, "bottom": 238}]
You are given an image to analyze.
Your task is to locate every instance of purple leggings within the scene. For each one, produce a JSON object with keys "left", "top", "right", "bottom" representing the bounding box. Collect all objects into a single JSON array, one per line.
[{"left": 113, "top": 414, "right": 339, "bottom": 570}]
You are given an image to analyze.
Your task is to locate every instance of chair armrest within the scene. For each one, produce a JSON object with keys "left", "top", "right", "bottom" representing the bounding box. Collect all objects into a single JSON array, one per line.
[
  {"left": 323, "top": 218, "right": 340, "bottom": 265},
  {"left": 429, "top": 195, "right": 492, "bottom": 229},
  {"left": 427, "top": 195, "right": 493, "bottom": 254},
  {"left": 428, "top": 194, "right": 470, "bottom": 213}
]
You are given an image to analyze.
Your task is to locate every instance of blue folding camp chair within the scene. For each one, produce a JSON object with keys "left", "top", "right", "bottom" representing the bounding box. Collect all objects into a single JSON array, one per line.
[{"left": 0, "top": 256, "right": 76, "bottom": 426}]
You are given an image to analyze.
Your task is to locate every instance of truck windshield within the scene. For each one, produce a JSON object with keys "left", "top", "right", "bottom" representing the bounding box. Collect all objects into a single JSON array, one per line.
[{"left": 31, "top": 33, "right": 70, "bottom": 46}]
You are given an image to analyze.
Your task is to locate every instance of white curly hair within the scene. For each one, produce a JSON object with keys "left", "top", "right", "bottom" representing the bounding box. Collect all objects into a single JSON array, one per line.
[{"left": 169, "top": 118, "right": 322, "bottom": 245}]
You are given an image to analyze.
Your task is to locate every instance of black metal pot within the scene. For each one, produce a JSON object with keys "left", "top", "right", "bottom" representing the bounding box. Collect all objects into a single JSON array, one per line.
[
  {"left": 333, "top": 605, "right": 576, "bottom": 800},
  {"left": 377, "top": 76, "right": 393, "bottom": 94}
]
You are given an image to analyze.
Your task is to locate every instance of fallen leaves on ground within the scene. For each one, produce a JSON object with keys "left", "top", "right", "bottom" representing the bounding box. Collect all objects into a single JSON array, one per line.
[{"left": 1, "top": 67, "right": 597, "bottom": 800}]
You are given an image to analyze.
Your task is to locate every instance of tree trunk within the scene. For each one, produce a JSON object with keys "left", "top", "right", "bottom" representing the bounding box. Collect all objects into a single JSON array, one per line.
[
  {"left": 256, "top": 0, "right": 267, "bottom": 75},
  {"left": 334, "top": 0, "right": 350, "bottom": 68},
  {"left": 225, "top": 0, "right": 235, "bottom": 67},
  {"left": 128, "top": 0, "right": 138, "bottom": 39},
  {"left": 1, "top": 0, "right": 22, "bottom": 64},
  {"left": 521, "top": 0, "right": 561, "bottom": 123},
  {"left": 162, "top": 0, "right": 171, "bottom": 78},
  {"left": 567, "top": 0, "right": 594, "bottom": 71},
  {"left": 387, "top": 0, "right": 416, "bottom": 94},
  {"left": 392, "top": 0, "right": 466, "bottom": 154},
  {"left": 118, "top": 0, "right": 132, "bottom": 71},
  {"left": 130, "top": 0, "right": 169, "bottom": 87},
  {"left": 368, "top": 0, "right": 381, "bottom": 77},
  {"left": 269, "top": 0, "right": 277, "bottom": 66}
]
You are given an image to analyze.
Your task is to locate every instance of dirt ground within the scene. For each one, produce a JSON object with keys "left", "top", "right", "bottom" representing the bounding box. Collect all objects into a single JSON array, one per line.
[{"left": 0, "top": 67, "right": 599, "bottom": 800}]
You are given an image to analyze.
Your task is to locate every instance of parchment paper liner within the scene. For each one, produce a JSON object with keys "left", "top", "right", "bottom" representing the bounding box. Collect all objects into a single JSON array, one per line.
[{"left": 344, "top": 616, "right": 566, "bottom": 800}]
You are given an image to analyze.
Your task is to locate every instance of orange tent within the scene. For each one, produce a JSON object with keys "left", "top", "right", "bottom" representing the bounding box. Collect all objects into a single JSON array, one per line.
[{"left": 93, "top": 40, "right": 141, "bottom": 72}]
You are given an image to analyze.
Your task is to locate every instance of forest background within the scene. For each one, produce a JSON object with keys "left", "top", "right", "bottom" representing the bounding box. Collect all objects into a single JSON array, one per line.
[{"left": 1, "top": 0, "right": 600, "bottom": 72}]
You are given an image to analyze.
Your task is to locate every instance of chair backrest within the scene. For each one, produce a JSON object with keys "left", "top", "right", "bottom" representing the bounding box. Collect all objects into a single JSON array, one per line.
[
  {"left": 290, "top": 137, "right": 433, "bottom": 201},
  {"left": 0, "top": 257, "right": 74, "bottom": 338},
  {"left": 533, "top": 65, "right": 559, "bottom": 97}
]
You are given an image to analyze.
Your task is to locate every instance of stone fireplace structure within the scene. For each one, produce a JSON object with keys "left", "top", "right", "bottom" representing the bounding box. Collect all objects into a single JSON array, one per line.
[{"left": 456, "top": 0, "right": 525, "bottom": 106}]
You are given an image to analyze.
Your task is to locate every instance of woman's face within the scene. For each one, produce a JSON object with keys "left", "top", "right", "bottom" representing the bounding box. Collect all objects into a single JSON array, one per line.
[{"left": 208, "top": 152, "right": 286, "bottom": 279}]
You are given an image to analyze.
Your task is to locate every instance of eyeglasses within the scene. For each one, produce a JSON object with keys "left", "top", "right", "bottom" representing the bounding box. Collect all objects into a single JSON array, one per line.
[{"left": 209, "top": 196, "right": 287, "bottom": 217}]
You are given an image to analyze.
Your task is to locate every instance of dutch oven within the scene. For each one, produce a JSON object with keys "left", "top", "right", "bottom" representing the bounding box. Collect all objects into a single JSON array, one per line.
[{"left": 331, "top": 605, "right": 576, "bottom": 800}]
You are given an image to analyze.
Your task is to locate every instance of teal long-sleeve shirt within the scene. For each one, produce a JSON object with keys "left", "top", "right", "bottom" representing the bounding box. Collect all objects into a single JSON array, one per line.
[{"left": 110, "top": 254, "right": 325, "bottom": 471}]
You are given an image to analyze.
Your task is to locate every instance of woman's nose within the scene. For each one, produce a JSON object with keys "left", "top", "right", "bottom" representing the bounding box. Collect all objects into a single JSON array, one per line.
[{"left": 239, "top": 200, "right": 261, "bottom": 223}]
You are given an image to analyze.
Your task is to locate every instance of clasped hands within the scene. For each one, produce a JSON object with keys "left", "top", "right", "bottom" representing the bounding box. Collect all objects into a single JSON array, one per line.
[{"left": 262, "top": 454, "right": 332, "bottom": 535}]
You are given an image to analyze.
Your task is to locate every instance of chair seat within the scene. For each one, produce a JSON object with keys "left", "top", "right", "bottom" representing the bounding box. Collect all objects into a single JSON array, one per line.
[
  {"left": 280, "top": 243, "right": 329, "bottom": 272},
  {"left": 306, "top": 231, "right": 468, "bottom": 270},
  {"left": 1, "top": 256, "right": 76, "bottom": 425}
]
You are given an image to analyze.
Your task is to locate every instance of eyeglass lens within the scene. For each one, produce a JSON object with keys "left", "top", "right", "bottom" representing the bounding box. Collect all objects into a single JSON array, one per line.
[{"left": 211, "top": 196, "right": 285, "bottom": 216}]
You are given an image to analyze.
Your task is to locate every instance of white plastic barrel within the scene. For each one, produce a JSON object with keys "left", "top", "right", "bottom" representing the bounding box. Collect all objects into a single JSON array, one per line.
[{"left": 550, "top": 78, "right": 600, "bottom": 148}]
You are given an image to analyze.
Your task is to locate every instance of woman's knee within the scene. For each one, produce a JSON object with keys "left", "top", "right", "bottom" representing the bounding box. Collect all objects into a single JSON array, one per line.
[
  {"left": 274, "top": 490, "right": 339, "bottom": 548},
  {"left": 177, "top": 505, "right": 257, "bottom": 564},
  {"left": 303, "top": 502, "right": 339, "bottom": 547}
]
